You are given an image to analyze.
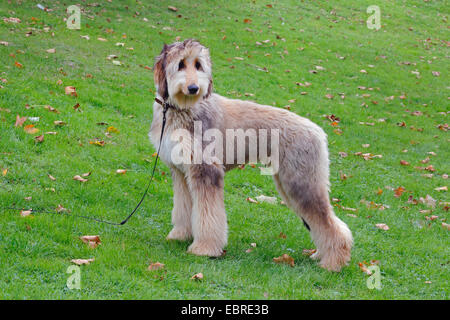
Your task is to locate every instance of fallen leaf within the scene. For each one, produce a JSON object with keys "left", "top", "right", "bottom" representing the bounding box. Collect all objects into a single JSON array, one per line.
[
  {"left": 394, "top": 186, "right": 405, "bottom": 198},
  {"left": 20, "top": 210, "right": 32, "bottom": 217},
  {"left": 191, "top": 272, "right": 204, "bottom": 280},
  {"left": 434, "top": 186, "right": 447, "bottom": 192},
  {"left": 34, "top": 135, "right": 44, "bottom": 143},
  {"left": 71, "top": 258, "right": 94, "bottom": 265},
  {"left": 48, "top": 174, "right": 56, "bottom": 181},
  {"left": 89, "top": 140, "right": 105, "bottom": 147},
  {"left": 116, "top": 169, "right": 127, "bottom": 174},
  {"left": 2, "top": 168, "right": 7, "bottom": 176},
  {"left": 442, "top": 223, "right": 450, "bottom": 231},
  {"left": 419, "top": 195, "right": 436, "bottom": 208},
  {"left": 46, "top": 48, "right": 55, "bottom": 54},
  {"left": 73, "top": 175, "right": 88, "bottom": 183},
  {"left": 80, "top": 235, "right": 101, "bottom": 248},
  {"left": 148, "top": 262, "right": 165, "bottom": 271},
  {"left": 65, "top": 86, "right": 77, "bottom": 97},
  {"left": 302, "top": 249, "right": 317, "bottom": 256},
  {"left": 246, "top": 197, "right": 258, "bottom": 204},
  {"left": 15, "top": 115, "right": 27, "bottom": 127},
  {"left": 255, "top": 195, "right": 277, "bottom": 204},
  {"left": 168, "top": 6, "right": 178, "bottom": 12},
  {"left": 273, "top": 254, "right": 295, "bottom": 267},
  {"left": 375, "top": 223, "right": 389, "bottom": 231},
  {"left": 358, "top": 262, "right": 372, "bottom": 275},
  {"left": 24, "top": 124, "right": 39, "bottom": 134}
]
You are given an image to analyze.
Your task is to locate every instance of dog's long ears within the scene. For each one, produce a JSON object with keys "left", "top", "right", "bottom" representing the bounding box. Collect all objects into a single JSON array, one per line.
[{"left": 154, "top": 44, "right": 169, "bottom": 100}]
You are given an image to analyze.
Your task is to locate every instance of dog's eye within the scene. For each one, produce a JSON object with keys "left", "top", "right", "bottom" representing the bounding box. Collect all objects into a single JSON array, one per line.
[
  {"left": 195, "top": 61, "right": 202, "bottom": 71},
  {"left": 178, "top": 60, "right": 185, "bottom": 70}
]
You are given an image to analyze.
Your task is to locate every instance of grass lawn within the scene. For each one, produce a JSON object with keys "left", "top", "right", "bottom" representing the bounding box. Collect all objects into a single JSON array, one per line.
[{"left": 0, "top": 0, "right": 448, "bottom": 299}]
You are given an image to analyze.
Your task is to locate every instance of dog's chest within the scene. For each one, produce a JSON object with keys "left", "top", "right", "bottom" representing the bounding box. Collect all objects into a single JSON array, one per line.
[{"left": 149, "top": 122, "right": 190, "bottom": 173}]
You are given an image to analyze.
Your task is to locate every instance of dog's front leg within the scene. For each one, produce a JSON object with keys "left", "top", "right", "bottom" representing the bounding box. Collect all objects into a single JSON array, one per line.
[
  {"left": 166, "top": 167, "right": 193, "bottom": 241},
  {"left": 186, "top": 164, "right": 227, "bottom": 257}
]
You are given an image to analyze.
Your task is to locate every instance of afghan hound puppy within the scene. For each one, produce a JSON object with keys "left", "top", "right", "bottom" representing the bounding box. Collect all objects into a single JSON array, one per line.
[{"left": 149, "top": 39, "right": 353, "bottom": 271}]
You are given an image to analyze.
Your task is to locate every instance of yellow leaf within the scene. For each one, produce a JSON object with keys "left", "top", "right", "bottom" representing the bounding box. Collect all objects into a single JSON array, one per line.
[{"left": 24, "top": 124, "right": 39, "bottom": 134}]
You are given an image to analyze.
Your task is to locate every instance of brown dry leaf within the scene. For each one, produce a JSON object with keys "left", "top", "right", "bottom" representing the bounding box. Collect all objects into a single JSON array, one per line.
[
  {"left": 116, "top": 169, "right": 127, "bottom": 174},
  {"left": 394, "top": 186, "right": 405, "bottom": 198},
  {"left": 48, "top": 174, "right": 56, "bottom": 181},
  {"left": 14, "top": 61, "right": 23, "bottom": 68},
  {"left": 243, "top": 18, "right": 252, "bottom": 24},
  {"left": 65, "top": 86, "right": 77, "bottom": 97},
  {"left": 71, "top": 258, "right": 94, "bottom": 265},
  {"left": 442, "top": 223, "right": 450, "bottom": 231},
  {"left": 15, "top": 115, "right": 27, "bottom": 127},
  {"left": 358, "top": 262, "right": 372, "bottom": 275},
  {"left": 434, "top": 186, "right": 447, "bottom": 192},
  {"left": 44, "top": 105, "right": 59, "bottom": 113},
  {"left": 246, "top": 197, "right": 258, "bottom": 204},
  {"left": 80, "top": 235, "right": 101, "bottom": 248},
  {"left": 191, "top": 272, "right": 204, "bottom": 280},
  {"left": 20, "top": 210, "right": 32, "bottom": 217},
  {"left": 89, "top": 140, "right": 105, "bottom": 147},
  {"left": 400, "top": 160, "right": 410, "bottom": 166},
  {"left": 24, "top": 124, "right": 39, "bottom": 134},
  {"left": 34, "top": 135, "right": 44, "bottom": 143},
  {"left": 54, "top": 120, "right": 67, "bottom": 126},
  {"left": 273, "top": 254, "right": 295, "bottom": 267},
  {"left": 419, "top": 195, "right": 436, "bottom": 208},
  {"left": 56, "top": 204, "right": 67, "bottom": 212},
  {"left": 279, "top": 232, "right": 287, "bottom": 239},
  {"left": 325, "top": 94, "right": 334, "bottom": 99},
  {"left": 73, "top": 175, "right": 88, "bottom": 183},
  {"left": 46, "top": 48, "right": 55, "bottom": 54},
  {"left": 2, "top": 168, "right": 7, "bottom": 176},
  {"left": 168, "top": 6, "right": 178, "bottom": 12},
  {"left": 302, "top": 249, "right": 317, "bottom": 256},
  {"left": 148, "top": 262, "right": 165, "bottom": 271},
  {"left": 375, "top": 223, "right": 389, "bottom": 231}
]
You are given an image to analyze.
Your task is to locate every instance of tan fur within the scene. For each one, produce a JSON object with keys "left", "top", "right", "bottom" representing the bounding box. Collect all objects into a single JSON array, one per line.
[{"left": 149, "top": 39, "right": 353, "bottom": 271}]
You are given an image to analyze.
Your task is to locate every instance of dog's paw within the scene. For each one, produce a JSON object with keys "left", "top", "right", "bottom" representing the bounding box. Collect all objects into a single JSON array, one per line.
[
  {"left": 166, "top": 228, "right": 192, "bottom": 241},
  {"left": 187, "top": 241, "right": 224, "bottom": 257}
]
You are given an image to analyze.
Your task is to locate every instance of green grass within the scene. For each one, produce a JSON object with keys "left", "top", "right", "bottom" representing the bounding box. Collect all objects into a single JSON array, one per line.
[{"left": 0, "top": 0, "right": 448, "bottom": 299}]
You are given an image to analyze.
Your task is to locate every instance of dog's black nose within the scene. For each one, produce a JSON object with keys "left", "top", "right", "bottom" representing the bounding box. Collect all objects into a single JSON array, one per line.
[{"left": 188, "top": 84, "right": 199, "bottom": 94}]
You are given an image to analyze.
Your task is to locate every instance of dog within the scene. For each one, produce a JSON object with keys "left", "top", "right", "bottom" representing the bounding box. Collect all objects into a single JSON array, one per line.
[{"left": 149, "top": 39, "right": 352, "bottom": 271}]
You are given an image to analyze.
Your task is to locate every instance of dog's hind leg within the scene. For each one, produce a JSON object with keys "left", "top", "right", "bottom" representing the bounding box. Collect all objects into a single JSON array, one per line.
[
  {"left": 166, "top": 167, "right": 193, "bottom": 241},
  {"left": 276, "top": 131, "right": 353, "bottom": 271},
  {"left": 186, "top": 163, "right": 227, "bottom": 257}
]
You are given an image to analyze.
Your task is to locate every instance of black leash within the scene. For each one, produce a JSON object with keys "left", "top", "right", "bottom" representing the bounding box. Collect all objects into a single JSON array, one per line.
[{"left": 2, "top": 98, "right": 170, "bottom": 226}]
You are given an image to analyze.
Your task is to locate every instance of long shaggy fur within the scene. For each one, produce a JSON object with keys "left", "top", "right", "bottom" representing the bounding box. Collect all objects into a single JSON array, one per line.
[{"left": 149, "top": 39, "right": 353, "bottom": 271}]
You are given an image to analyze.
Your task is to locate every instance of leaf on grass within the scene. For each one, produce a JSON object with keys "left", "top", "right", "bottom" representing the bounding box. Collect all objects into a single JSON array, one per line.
[
  {"left": 358, "top": 262, "right": 372, "bottom": 275},
  {"left": 71, "top": 258, "right": 94, "bottom": 265},
  {"left": 434, "top": 186, "right": 447, "bottom": 192},
  {"left": 442, "top": 223, "right": 450, "bottom": 231},
  {"left": 65, "top": 86, "right": 77, "bottom": 97},
  {"left": 20, "top": 210, "right": 32, "bottom": 217},
  {"left": 48, "top": 174, "right": 56, "bottom": 181},
  {"left": 24, "top": 124, "right": 39, "bottom": 134},
  {"left": 168, "top": 6, "right": 178, "bottom": 12},
  {"left": 89, "top": 140, "right": 105, "bottom": 147},
  {"left": 107, "top": 126, "right": 119, "bottom": 133},
  {"left": 375, "top": 223, "right": 389, "bottom": 231},
  {"left": 246, "top": 197, "right": 258, "bottom": 204},
  {"left": 255, "top": 195, "right": 277, "bottom": 204},
  {"left": 80, "top": 235, "right": 101, "bottom": 248},
  {"left": 15, "top": 115, "right": 27, "bottom": 127},
  {"left": 394, "top": 186, "right": 405, "bottom": 198},
  {"left": 148, "top": 262, "right": 165, "bottom": 271},
  {"left": 191, "top": 272, "right": 204, "bottom": 280},
  {"left": 2, "top": 168, "right": 7, "bottom": 176},
  {"left": 54, "top": 120, "right": 67, "bottom": 126},
  {"left": 419, "top": 195, "right": 436, "bottom": 208},
  {"left": 116, "top": 169, "right": 127, "bottom": 174},
  {"left": 273, "top": 254, "right": 295, "bottom": 267},
  {"left": 73, "top": 175, "right": 88, "bottom": 182},
  {"left": 34, "top": 134, "right": 44, "bottom": 143},
  {"left": 302, "top": 249, "right": 317, "bottom": 256}
]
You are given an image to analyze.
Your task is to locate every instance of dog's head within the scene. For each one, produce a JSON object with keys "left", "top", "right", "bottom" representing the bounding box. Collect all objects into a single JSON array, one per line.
[{"left": 154, "top": 39, "right": 213, "bottom": 108}]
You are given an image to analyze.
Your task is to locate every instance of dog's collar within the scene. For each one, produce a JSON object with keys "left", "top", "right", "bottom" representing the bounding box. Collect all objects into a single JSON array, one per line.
[{"left": 154, "top": 97, "right": 184, "bottom": 113}]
